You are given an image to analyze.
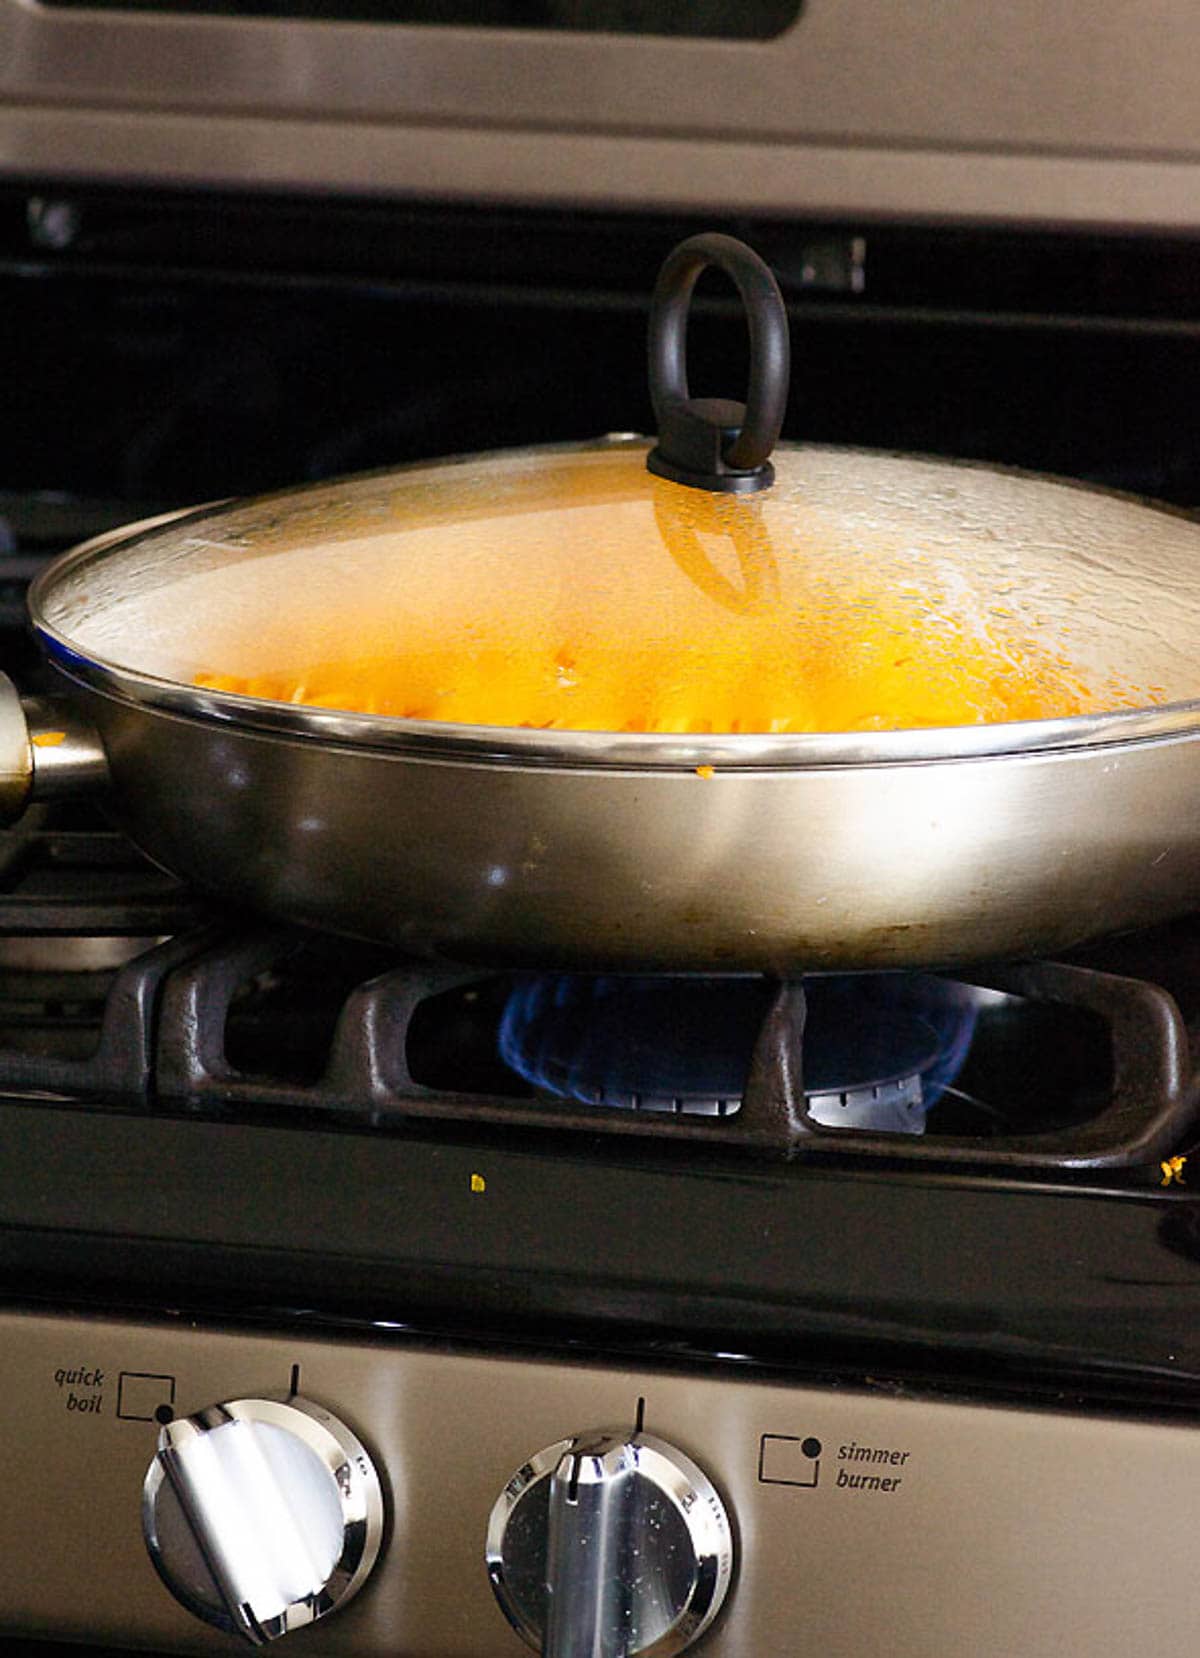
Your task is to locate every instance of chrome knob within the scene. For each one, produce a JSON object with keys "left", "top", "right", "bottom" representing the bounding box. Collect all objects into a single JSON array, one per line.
[
  {"left": 142, "top": 1394, "right": 385, "bottom": 1645},
  {"left": 487, "top": 1428, "right": 734, "bottom": 1657}
]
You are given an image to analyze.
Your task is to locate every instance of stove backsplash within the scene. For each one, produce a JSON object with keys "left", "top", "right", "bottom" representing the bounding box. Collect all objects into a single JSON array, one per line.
[{"left": 3, "top": 189, "right": 1200, "bottom": 580}]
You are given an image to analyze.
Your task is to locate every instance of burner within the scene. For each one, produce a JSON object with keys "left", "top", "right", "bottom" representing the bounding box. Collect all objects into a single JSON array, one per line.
[
  {"left": 497, "top": 974, "right": 981, "bottom": 1134},
  {"left": 0, "top": 840, "right": 1183, "bottom": 1170}
]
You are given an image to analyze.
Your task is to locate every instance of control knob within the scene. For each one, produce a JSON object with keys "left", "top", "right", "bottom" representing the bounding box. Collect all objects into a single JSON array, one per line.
[
  {"left": 142, "top": 1394, "right": 385, "bottom": 1645},
  {"left": 487, "top": 1426, "right": 734, "bottom": 1657}
]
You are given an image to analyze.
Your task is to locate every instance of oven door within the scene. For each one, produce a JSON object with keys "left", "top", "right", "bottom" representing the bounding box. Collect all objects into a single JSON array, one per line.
[{"left": 3, "top": 0, "right": 1200, "bottom": 228}]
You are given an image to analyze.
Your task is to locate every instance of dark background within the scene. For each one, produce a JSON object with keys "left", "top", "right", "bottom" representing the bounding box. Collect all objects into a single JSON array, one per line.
[{"left": 3, "top": 189, "right": 1199, "bottom": 555}]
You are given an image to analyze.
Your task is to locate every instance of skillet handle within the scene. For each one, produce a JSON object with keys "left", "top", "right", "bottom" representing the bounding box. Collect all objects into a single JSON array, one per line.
[{"left": 0, "top": 672, "right": 108, "bottom": 824}]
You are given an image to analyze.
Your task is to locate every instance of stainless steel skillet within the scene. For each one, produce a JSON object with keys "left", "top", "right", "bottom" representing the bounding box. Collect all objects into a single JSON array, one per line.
[{"left": 2, "top": 236, "right": 1200, "bottom": 972}]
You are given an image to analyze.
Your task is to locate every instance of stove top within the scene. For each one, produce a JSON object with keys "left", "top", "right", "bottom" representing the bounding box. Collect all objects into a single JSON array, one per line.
[
  {"left": 2, "top": 799, "right": 1200, "bottom": 1403},
  {"left": 5, "top": 189, "right": 1200, "bottom": 1428},
  {"left": 0, "top": 800, "right": 1193, "bottom": 1147}
]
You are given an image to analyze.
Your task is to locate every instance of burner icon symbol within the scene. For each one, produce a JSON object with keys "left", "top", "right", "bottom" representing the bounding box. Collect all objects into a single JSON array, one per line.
[{"left": 758, "top": 1433, "right": 822, "bottom": 1488}]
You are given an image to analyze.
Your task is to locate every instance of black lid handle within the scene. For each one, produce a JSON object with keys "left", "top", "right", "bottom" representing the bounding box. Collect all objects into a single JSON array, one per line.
[{"left": 646, "top": 233, "right": 790, "bottom": 494}]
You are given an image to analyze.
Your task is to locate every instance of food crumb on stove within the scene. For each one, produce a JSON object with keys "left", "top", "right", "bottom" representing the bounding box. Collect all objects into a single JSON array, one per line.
[
  {"left": 470, "top": 1172, "right": 487, "bottom": 1194},
  {"left": 1161, "top": 1155, "right": 1187, "bottom": 1187},
  {"left": 31, "top": 730, "right": 66, "bottom": 748},
  {"left": 695, "top": 765, "right": 715, "bottom": 780}
]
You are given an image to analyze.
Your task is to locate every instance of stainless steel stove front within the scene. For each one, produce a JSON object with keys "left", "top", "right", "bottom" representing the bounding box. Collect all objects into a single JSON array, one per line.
[{"left": 1, "top": 1308, "right": 1194, "bottom": 1657}]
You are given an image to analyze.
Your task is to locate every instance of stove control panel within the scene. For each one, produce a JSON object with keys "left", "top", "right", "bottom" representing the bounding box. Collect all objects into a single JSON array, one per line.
[
  {"left": 486, "top": 1427, "right": 733, "bottom": 1656},
  {"left": 5, "top": 1308, "right": 1200, "bottom": 1656},
  {"left": 142, "top": 1394, "right": 384, "bottom": 1645}
]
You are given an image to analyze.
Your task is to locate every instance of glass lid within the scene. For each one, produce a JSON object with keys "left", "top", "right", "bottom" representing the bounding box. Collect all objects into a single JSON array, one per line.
[
  {"left": 30, "top": 232, "right": 1200, "bottom": 765},
  {"left": 35, "top": 438, "right": 1200, "bottom": 741}
]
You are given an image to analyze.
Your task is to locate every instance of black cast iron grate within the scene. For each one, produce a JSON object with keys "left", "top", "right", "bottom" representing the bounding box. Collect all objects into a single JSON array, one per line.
[
  {"left": 0, "top": 804, "right": 205, "bottom": 936},
  {"left": 146, "top": 937, "right": 1194, "bottom": 1168},
  {"left": 0, "top": 811, "right": 1196, "bottom": 1169}
]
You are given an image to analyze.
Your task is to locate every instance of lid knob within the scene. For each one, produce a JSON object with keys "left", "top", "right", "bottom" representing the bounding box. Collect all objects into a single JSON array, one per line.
[{"left": 646, "top": 232, "right": 790, "bottom": 494}]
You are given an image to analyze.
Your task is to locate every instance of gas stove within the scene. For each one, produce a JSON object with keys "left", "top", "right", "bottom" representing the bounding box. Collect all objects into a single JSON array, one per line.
[
  {"left": 4, "top": 796, "right": 1200, "bottom": 1655},
  {"left": 5, "top": 185, "right": 1200, "bottom": 1658}
]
